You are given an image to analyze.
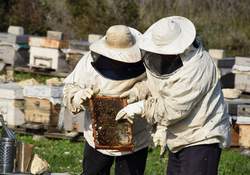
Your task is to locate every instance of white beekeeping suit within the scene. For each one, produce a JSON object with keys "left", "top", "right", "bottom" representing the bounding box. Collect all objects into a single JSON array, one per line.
[
  {"left": 63, "top": 25, "right": 151, "bottom": 156},
  {"left": 116, "top": 16, "right": 231, "bottom": 154}
]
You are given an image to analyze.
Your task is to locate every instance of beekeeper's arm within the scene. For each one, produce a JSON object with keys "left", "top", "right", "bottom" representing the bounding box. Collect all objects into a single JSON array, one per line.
[
  {"left": 63, "top": 52, "right": 99, "bottom": 114},
  {"left": 116, "top": 66, "right": 215, "bottom": 126},
  {"left": 144, "top": 84, "right": 207, "bottom": 126},
  {"left": 120, "top": 80, "right": 151, "bottom": 104}
]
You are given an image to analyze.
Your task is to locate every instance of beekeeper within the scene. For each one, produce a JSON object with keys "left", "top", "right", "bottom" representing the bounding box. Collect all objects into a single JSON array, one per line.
[
  {"left": 116, "top": 16, "right": 231, "bottom": 175},
  {"left": 63, "top": 25, "right": 151, "bottom": 175}
]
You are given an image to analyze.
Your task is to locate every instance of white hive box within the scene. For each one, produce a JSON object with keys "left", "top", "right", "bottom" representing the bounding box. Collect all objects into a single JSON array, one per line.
[
  {"left": 0, "top": 83, "right": 24, "bottom": 99},
  {"left": 235, "top": 57, "right": 250, "bottom": 67},
  {"left": 47, "top": 31, "right": 64, "bottom": 40},
  {"left": 235, "top": 74, "right": 250, "bottom": 93},
  {"left": 29, "top": 46, "right": 64, "bottom": 70},
  {"left": 8, "top": 26, "right": 24, "bottom": 35},
  {"left": 23, "top": 85, "right": 63, "bottom": 99},
  {"left": 88, "top": 34, "right": 102, "bottom": 43},
  {"left": 0, "top": 83, "right": 25, "bottom": 126},
  {"left": 209, "top": 49, "right": 225, "bottom": 60},
  {"left": 0, "top": 33, "right": 29, "bottom": 44},
  {"left": 0, "top": 44, "right": 16, "bottom": 65},
  {"left": 0, "top": 43, "right": 29, "bottom": 66},
  {"left": 68, "top": 40, "right": 90, "bottom": 51}
]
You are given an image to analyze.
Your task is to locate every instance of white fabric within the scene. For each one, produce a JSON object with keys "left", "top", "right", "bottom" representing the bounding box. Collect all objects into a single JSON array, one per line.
[
  {"left": 71, "top": 87, "right": 96, "bottom": 113},
  {"left": 151, "top": 125, "right": 167, "bottom": 156},
  {"left": 116, "top": 101, "right": 144, "bottom": 123},
  {"left": 143, "top": 45, "right": 231, "bottom": 153},
  {"left": 89, "top": 27, "right": 142, "bottom": 63},
  {"left": 139, "top": 16, "right": 196, "bottom": 55},
  {"left": 63, "top": 51, "right": 151, "bottom": 156},
  {"left": 120, "top": 80, "right": 150, "bottom": 104}
]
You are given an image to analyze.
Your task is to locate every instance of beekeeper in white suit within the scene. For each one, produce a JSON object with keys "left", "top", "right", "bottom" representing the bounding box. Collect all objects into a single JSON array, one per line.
[
  {"left": 116, "top": 16, "right": 231, "bottom": 175},
  {"left": 63, "top": 25, "right": 151, "bottom": 175}
]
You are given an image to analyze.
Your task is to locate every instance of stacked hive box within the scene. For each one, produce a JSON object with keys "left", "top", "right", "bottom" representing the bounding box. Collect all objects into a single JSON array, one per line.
[
  {"left": 209, "top": 49, "right": 235, "bottom": 88},
  {"left": 62, "top": 107, "right": 84, "bottom": 133},
  {"left": 0, "top": 83, "right": 25, "bottom": 127},
  {"left": 0, "top": 26, "right": 29, "bottom": 69},
  {"left": 29, "top": 31, "right": 69, "bottom": 72},
  {"left": 236, "top": 117, "right": 250, "bottom": 149},
  {"left": 232, "top": 57, "right": 250, "bottom": 148},
  {"left": 233, "top": 57, "right": 250, "bottom": 92},
  {"left": 62, "top": 34, "right": 101, "bottom": 72},
  {"left": 23, "top": 85, "right": 63, "bottom": 127},
  {"left": 88, "top": 34, "right": 102, "bottom": 44},
  {"left": 225, "top": 97, "right": 250, "bottom": 147},
  {"left": 209, "top": 50, "right": 250, "bottom": 147},
  {"left": 62, "top": 40, "right": 90, "bottom": 72}
]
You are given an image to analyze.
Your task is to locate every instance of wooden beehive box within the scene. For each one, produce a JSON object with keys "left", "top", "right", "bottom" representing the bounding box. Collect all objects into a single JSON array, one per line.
[
  {"left": 29, "top": 37, "right": 68, "bottom": 49},
  {"left": 237, "top": 117, "right": 250, "bottom": 148},
  {"left": 24, "top": 97, "right": 60, "bottom": 126},
  {"left": 239, "top": 124, "right": 250, "bottom": 148},
  {"left": 89, "top": 96, "right": 133, "bottom": 151},
  {"left": 231, "top": 122, "right": 239, "bottom": 147}
]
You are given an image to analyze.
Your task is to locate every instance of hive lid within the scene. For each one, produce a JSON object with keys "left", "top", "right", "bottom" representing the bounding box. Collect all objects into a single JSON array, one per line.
[{"left": 0, "top": 83, "right": 24, "bottom": 99}]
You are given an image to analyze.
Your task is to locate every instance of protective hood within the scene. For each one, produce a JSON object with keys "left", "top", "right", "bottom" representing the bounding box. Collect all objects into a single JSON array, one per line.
[
  {"left": 90, "top": 52, "right": 145, "bottom": 80},
  {"left": 143, "top": 53, "right": 183, "bottom": 76}
]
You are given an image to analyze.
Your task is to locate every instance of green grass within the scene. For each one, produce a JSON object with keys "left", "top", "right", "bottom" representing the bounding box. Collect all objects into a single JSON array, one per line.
[
  {"left": 14, "top": 72, "right": 54, "bottom": 84},
  {"left": 17, "top": 135, "right": 250, "bottom": 175}
]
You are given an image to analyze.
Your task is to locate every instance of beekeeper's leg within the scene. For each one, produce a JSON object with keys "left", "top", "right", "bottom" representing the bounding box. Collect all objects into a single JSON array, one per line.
[
  {"left": 173, "top": 143, "right": 221, "bottom": 175},
  {"left": 115, "top": 147, "right": 148, "bottom": 175},
  {"left": 166, "top": 150, "right": 181, "bottom": 175},
  {"left": 82, "top": 142, "right": 114, "bottom": 175}
]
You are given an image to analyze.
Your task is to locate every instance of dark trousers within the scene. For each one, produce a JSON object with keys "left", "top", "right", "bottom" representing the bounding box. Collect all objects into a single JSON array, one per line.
[
  {"left": 82, "top": 142, "right": 148, "bottom": 175},
  {"left": 167, "top": 143, "right": 222, "bottom": 175}
]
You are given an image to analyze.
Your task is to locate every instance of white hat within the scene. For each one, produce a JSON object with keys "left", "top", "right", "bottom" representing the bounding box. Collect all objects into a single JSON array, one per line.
[
  {"left": 139, "top": 16, "right": 196, "bottom": 55},
  {"left": 89, "top": 25, "right": 142, "bottom": 63}
]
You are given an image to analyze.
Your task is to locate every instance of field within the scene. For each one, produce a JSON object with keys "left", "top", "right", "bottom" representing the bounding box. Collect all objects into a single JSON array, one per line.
[{"left": 18, "top": 135, "right": 250, "bottom": 175}]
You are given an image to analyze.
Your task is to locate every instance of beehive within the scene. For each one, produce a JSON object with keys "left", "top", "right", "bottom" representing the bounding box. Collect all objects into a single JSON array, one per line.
[
  {"left": 237, "top": 117, "right": 250, "bottom": 148},
  {"left": 89, "top": 96, "right": 133, "bottom": 151},
  {"left": 24, "top": 97, "right": 60, "bottom": 126}
]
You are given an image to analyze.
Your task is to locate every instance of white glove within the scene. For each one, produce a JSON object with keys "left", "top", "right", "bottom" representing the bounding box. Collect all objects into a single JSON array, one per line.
[
  {"left": 72, "top": 87, "right": 99, "bottom": 112},
  {"left": 120, "top": 81, "right": 150, "bottom": 104},
  {"left": 120, "top": 89, "right": 138, "bottom": 104},
  {"left": 152, "top": 125, "right": 167, "bottom": 157},
  {"left": 115, "top": 101, "right": 144, "bottom": 123}
]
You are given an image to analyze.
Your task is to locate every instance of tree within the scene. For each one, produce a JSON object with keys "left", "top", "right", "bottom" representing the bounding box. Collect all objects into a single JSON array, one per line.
[{"left": 8, "top": 0, "right": 49, "bottom": 35}]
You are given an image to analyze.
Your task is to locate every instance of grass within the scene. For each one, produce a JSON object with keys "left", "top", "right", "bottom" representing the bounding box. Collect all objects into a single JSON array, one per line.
[
  {"left": 14, "top": 72, "right": 54, "bottom": 84},
  {"left": 17, "top": 135, "right": 250, "bottom": 175}
]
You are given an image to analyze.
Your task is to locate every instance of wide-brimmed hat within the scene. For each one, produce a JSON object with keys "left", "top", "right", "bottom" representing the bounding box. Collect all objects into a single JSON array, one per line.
[
  {"left": 89, "top": 25, "right": 142, "bottom": 63},
  {"left": 139, "top": 16, "right": 196, "bottom": 55}
]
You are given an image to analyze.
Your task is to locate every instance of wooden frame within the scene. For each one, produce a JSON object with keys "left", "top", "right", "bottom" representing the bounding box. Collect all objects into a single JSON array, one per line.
[{"left": 88, "top": 96, "right": 133, "bottom": 151}]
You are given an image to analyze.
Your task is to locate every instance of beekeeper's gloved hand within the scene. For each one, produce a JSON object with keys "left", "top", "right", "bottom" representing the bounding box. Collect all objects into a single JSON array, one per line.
[
  {"left": 120, "top": 81, "right": 150, "bottom": 104},
  {"left": 152, "top": 125, "right": 167, "bottom": 157},
  {"left": 72, "top": 87, "right": 99, "bottom": 112},
  {"left": 120, "top": 89, "right": 138, "bottom": 104},
  {"left": 115, "top": 101, "right": 144, "bottom": 124}
]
